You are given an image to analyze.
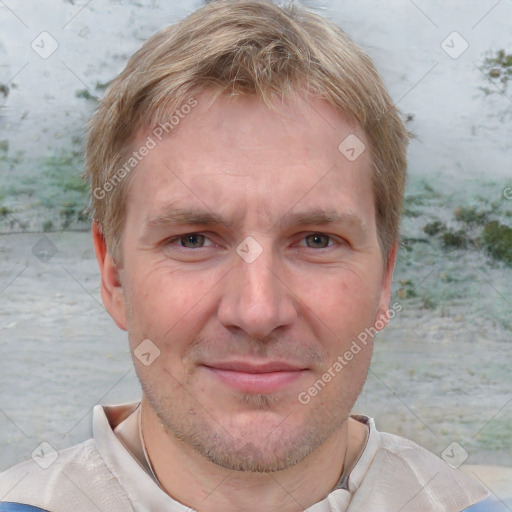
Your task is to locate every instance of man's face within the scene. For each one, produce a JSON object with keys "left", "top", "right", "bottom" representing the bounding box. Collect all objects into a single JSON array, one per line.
[{"left": 110, "top": 91, "right": 394, "bottom": 472}]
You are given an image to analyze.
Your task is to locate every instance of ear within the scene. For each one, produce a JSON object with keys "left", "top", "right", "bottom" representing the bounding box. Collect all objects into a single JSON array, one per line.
[
  {"left": 374, "top": 241, "right": 398, "bottom": 332},
  {"left": 92, "top": 222, "right": 127, "bottom": 331}
]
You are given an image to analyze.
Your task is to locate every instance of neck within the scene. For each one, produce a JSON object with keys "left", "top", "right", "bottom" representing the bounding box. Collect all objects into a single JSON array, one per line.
[{"left": 140, "top": 397, "right": 367, "bottom": 512}]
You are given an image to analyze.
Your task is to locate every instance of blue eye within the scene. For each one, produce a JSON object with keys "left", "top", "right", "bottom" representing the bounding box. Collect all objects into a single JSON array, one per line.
[
  {"left": 178, "top": 234, "right": 207, "bottom": 248},
  {"left": 304, "top": 233, "right": 332, "bottom": 248}
]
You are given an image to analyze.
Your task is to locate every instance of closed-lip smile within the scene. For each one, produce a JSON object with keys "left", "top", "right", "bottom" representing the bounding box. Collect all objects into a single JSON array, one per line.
[{"left": 202, "top": 360, "right": 309, "bottom": 394}]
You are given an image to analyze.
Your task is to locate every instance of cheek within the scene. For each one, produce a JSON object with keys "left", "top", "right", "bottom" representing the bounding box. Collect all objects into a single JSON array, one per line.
[
  {"left": 123, "top": 262, "right": 216, "bottom": 349},
  {"left": 299, "top": 268, "right": 381, "bottom": 335}
]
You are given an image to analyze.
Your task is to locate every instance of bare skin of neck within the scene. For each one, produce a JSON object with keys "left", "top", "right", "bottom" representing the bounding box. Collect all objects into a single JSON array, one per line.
[{"left": 141, "top": 397, "right": 368, "bottom": 512}]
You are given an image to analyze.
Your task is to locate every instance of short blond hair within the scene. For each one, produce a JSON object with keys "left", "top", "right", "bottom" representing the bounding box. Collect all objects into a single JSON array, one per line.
[{"left": 85, "top": 0, "right": 409, "bottom": 263}]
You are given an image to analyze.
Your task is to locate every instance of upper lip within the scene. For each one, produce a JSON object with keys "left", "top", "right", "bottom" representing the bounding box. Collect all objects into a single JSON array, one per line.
[{"left": 202, "top": 361, "right": 307, "bottom": 373}]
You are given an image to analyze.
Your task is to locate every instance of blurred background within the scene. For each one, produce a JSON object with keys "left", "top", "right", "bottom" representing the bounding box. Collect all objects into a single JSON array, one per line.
[{"left": 0, "top": 0, "right": 511, "bottom": 495}]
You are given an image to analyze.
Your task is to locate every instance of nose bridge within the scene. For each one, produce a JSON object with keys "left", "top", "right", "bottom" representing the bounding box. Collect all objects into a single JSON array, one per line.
[
  {"left": 217, "top": 241, "right": 297, "bottom": 338},
  {"left": 241, "top": 250, "right": 278, "bottom": 305}
]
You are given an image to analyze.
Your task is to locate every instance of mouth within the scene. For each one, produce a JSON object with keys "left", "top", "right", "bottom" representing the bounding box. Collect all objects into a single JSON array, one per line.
[{"left": 201, "top": 360, "right": 309, "bottom": 394}]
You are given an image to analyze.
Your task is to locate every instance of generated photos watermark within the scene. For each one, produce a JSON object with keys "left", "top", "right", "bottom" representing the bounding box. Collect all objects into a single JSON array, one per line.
[
  {"left": 93, "top": 97, "right": 198, "bottom": 200},
  {"left": 134, "top": 339, "right": 161, "bottom": 366},
  {"left": 298, "top": 301, "right": 403, "bottom": 405},
  {"left": 236, "top": 236, "right": 264, "bottom": 263}
]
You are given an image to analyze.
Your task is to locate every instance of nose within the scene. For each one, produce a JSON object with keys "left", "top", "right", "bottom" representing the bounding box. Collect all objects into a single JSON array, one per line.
[{"left": 217, "top": 244, "right": 298, "bottom": 339}]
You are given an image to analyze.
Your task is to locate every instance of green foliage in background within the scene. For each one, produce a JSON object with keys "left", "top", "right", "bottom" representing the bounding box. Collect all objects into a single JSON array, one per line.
[
  {"left": 420, "top": 202, "right": 512, "bottom": 265},
  {"left": 0, "top": 142, "right": 89, "bottom": 232},
  {"left": 480, "top": 49, "right": 512, "bottom": 93}
]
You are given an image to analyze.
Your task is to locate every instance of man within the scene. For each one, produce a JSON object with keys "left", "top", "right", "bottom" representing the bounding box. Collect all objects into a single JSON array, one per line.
[{"left": 0, "top": 0, "right": 490, "bottom": 510}]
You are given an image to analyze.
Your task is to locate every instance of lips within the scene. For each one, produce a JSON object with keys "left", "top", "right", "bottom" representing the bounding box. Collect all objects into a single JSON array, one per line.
[
  {"left": 205, "top": 360, "right": 306, "bottom": 373},
  {"left": 202, "top": 360, "right": 308, "bottom": 394}
]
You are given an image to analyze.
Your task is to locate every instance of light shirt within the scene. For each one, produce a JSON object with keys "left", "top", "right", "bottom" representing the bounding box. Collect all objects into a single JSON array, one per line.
[{"left": 0, "top": 402, "right": 488, "bottom": 511}]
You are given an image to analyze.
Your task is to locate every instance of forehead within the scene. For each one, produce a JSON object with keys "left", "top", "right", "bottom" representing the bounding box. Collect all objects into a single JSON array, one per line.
[{"left": 125, "top": 91, "right": 375, "bottom": 231}]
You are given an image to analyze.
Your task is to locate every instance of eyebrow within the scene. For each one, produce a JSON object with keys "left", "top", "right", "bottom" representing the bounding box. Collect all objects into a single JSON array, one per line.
[
  {"left": 145, "top": 207, "right": 235, "bottom": 229},
  {"left": 145, "top": 206, "right": 367, "bottom": 235},
  {"left": 278, "top": 209, "right": 367, "bottom": 234}
]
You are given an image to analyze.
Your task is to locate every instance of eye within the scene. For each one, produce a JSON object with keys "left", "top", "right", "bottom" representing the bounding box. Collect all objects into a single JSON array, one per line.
[
  {"left": 159, "top": 232, "right": 219, "bottom": 261},
  {"left": 302, "top": 233, "right": 334, "bottom": 249},
  {"left": 173, "top": 233, "right": 210, "bottom": 248}
]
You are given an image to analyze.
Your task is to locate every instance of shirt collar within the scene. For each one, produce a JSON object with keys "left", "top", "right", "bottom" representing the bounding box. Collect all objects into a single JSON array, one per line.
[
  {"left": 94, "top": 402, "right": 195, "bottom": 511},
  {"left": 93, "top": 402, "right": 379, "bottom": 512}
]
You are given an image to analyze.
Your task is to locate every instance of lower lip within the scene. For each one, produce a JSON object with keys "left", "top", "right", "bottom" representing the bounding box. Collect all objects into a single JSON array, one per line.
[{"left": 204, "top": 367, "right": 307, "bottom": 394}]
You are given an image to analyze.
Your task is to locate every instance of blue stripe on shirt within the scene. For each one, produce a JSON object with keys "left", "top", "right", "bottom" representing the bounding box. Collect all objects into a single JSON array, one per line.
[
  {"left": 0, "top": 503, "right": 50, "bottom": 512},
  {"left": 463, "top": 498, "right": 512, "bottom": 511}
]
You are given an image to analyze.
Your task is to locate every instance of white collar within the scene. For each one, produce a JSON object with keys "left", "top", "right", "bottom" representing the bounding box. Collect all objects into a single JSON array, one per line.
[
  {"left": 93, "top": 402, "right": 378, "bottom": 511},
  {"left": 93, "top": 402, "right": 486, "bottom": 511}
]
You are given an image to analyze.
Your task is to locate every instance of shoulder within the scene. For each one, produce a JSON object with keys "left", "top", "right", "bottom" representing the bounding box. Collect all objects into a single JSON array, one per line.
[
  {"left": 0, "top": 440, "right": 132, "bottom": 512},
  {"left": 379, "top": 430, "right": 487, "bottom": 496},
  {"left": 347, "top": 418, "right": 488, "bottom": 511}
]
